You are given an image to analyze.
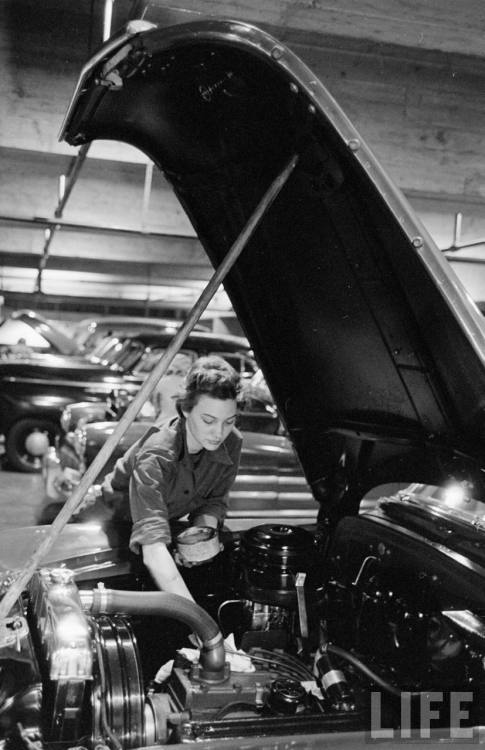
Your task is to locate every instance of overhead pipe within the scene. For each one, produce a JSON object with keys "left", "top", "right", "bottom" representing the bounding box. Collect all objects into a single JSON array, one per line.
[
  {"left": 454, "top": 211, "right": 463, "bottom": 248},
  {"left": 0, "top": 214, "right": 199, "bottom": 241},
  {"left": 443, "top": 210, "right": 485, "bottom": 255},
  {"left": 141, "top": 162, "right": 154, "bottom": 225},
  {"left": 34, "top": 225, "right": 60, "bottom": 293},
  {"left": 0, "top": 153, "right": 299, "bottom": 618},
  {"left": 445, "top": 255, "right": 485, "bottom": 264},
  {"left": 32, "top": 0, "right": 118, "bottom": 294},
  {"left": 103, "top": 0, "right": 115, "bottom": 42},
  {"left": 54, "top": 143, "right": 91, "bottom": 220},
  {"left": 35, "top": 143, "right": 91, "bottom": 293}
]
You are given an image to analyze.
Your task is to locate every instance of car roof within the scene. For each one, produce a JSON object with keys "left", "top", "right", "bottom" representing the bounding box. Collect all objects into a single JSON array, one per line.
[{"left": 102, "top": 329, "right": 250, "bottom": 351}]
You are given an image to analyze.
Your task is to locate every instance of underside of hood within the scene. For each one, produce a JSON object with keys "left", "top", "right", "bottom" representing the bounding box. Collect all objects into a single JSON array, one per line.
[{"left": 60, "top": 19, "right": 485, "bottom": 519}]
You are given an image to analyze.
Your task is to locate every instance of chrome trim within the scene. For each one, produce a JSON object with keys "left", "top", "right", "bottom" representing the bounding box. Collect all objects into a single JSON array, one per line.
[
  {"left": 3, "top": 375, "right": 136, "bottom": 392},
  {"left": 226, "top": 508, "right": 317, "bottom": 518},
  {"left": 234, "top": 474, "right": 309, "bottom": 487},
  {"left": 29, "top": 570, "right": 93, "bottom": 680},
  {"left": 72, "top": 560, "right": 132, "bottom": 577},
  {"left": 364, "top": 512, "right": 485, "bottom": 578},
  {"left": 229, "top": 490, "right": 313, "bottom": 502},
  {"left": 442, "top": 610, "right": 485, "bottom": 642},
  {"left": 386, "top": 492, "right": 485, "bottom": 532}
]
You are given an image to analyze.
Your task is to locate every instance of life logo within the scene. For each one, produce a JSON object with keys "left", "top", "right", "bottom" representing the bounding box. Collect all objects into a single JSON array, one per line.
[{"left": 367, "top": 690, "right": 482, "bottom": 742}]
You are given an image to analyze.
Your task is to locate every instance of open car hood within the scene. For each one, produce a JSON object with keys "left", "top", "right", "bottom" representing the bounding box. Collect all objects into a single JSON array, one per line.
[
  {"left": 61, "top": 19, "right": 485, "bottom": 518},
  {"left": 2, "top": 310, "right": 82, "bottom": 356}
]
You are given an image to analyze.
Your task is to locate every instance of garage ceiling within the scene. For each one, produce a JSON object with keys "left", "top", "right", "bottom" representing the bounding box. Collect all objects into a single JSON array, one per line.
[{"left": 2, "top": 0, "right": 485, "bottom": 317}]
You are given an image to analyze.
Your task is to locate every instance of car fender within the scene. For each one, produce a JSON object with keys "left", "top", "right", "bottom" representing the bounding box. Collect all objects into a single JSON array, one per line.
[{"left": 0, "top": 391, "right": 107, "bottom": 434}]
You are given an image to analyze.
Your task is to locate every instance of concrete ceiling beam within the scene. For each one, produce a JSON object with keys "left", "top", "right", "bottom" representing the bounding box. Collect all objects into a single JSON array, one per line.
[{"left": 0, "top": 251, "right": 211, "bottom": 282}]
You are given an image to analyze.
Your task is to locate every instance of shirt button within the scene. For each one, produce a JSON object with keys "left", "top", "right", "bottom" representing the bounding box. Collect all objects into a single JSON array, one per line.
[{"left": 184, "top": 489, "right": 189, "bottom": 494}]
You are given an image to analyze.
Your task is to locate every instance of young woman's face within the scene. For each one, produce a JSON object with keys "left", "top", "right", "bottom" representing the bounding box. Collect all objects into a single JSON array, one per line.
[
  {"left": 183, "top": 394, "right": 238, "bottom": 453},
  {"left": 154, "top": 353, "right": 193, "bottom": 409}
]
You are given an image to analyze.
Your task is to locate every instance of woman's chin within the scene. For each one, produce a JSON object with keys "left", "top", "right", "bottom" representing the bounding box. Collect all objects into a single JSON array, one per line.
[{"left": 204, "top": 441, "right": 221, "bottom": 450}]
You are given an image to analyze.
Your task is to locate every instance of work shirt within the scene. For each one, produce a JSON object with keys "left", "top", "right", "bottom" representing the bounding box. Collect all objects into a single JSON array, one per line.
[{"left": 102, "top": 416, "right": 242, "bottom": 551}]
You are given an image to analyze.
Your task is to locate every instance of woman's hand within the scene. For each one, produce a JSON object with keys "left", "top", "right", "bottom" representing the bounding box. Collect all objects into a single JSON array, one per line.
[
  {"left": 173, "top": 549, "right": 198, "bottom": 567},
  {"left": 174, "top": 541, "right": 224, "bottom": 567},
  {"left": 72, "top": 484, "right": 102, "bottom": 515}
]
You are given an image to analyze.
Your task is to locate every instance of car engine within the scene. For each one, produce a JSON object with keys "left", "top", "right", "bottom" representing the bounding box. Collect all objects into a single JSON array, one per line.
[{"left": 1, "top": 516, "right": 484, "bottom": 748}]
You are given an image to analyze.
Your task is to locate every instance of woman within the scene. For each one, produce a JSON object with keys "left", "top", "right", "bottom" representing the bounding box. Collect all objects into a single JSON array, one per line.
[
  {"left": 98, "top": 355, "right": 242, "bottom": 602},
  {"left": 138, "top": 351, "right": 194, "bottom": 421}
]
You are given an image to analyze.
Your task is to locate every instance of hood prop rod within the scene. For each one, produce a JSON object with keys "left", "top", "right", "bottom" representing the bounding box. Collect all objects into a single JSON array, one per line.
[{"left": 0, "top": 153, "right": 299, "bottom": 619}]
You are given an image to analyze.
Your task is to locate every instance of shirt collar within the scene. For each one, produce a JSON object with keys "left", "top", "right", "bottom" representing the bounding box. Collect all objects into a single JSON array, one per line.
[{"left": 206, "top": 440, "right": 234, "bottom": 466}]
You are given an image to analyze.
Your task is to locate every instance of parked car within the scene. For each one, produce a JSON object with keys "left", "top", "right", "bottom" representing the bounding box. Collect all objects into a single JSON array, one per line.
[
  {"left": 2, "top": 17, "right": 485, "bottom": 750},
  {"left": 0, "top": 329, "right": 254, "bottom": 472},
  {"left": 87, "top": 329, "right": 255, "bottom": 381},
  {"left": 73, "top": 315, "right": 210, "bottom": 352},
  {"left": 0, "top": 309, "right": 81, "bottom": 356}
]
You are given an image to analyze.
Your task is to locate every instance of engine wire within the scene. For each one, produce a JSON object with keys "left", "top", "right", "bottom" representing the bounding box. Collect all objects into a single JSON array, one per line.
[
  {"left": 224, "top": 646, "right": 310, "bottom": 683},
  {"left": 253, "top": 647, "right": 315, "bottom": 681}
]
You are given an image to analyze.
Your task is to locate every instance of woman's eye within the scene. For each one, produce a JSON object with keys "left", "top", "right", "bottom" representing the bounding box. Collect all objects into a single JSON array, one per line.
[{"left": 202, "top": 418, "right": 215, "bottom": 424}]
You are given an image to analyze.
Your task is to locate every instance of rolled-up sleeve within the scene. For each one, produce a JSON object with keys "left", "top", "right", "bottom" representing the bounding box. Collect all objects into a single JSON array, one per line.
[{"left": 129, "top": 451, "right": 173, "bottom": 553}]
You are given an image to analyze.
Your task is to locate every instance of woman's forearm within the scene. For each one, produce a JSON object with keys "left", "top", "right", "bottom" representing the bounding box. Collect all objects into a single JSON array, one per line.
[{"left": 142, "top": 541, "right": 195, "bottom": 602}]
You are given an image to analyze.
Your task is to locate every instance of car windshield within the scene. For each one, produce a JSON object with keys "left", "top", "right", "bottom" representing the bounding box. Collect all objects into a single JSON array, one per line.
[
  {"left": 132, "top": 347, "right": 197, "bottom": 375},
  {"left": 74, "top": 318, "right": 212, "bottom": 351},
  {"left": 78, "top": 321, "right": 180, "bottom": 352},
  {"left": 216, "top": 351, "right": 257, "bottom": 379},
  {"left": 88, "top": 337, "right": 146, "bottom": 370}
]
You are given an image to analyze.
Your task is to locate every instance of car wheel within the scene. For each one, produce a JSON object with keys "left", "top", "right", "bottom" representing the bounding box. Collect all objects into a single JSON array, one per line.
[{"left": 5, "top": 418, "right": 59, "bottom": 473}]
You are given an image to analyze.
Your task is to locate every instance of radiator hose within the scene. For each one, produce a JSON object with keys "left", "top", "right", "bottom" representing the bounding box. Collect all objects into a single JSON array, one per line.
[{"left": 81, "top": 587, "right": 227, "bottom": 682}]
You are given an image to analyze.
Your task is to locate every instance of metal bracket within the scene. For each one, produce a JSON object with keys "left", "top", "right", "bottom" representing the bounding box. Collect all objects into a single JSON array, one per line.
[
  {"left": 295, "top": 572, "right": 308, "bottom": 639},
  {"left": 0, "top": 616, "right": 29, "bottom": 650}
]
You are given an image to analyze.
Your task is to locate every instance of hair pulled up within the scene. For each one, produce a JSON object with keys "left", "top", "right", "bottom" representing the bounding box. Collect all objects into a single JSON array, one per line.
[{"left": 177, "top": 355, "right": 241, "bottom": 413}]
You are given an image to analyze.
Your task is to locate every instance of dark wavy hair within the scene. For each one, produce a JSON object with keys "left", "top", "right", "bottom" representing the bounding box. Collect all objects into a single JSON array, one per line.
[{"left": 177, "top": 355, "right": 241, "bottom": 413}]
